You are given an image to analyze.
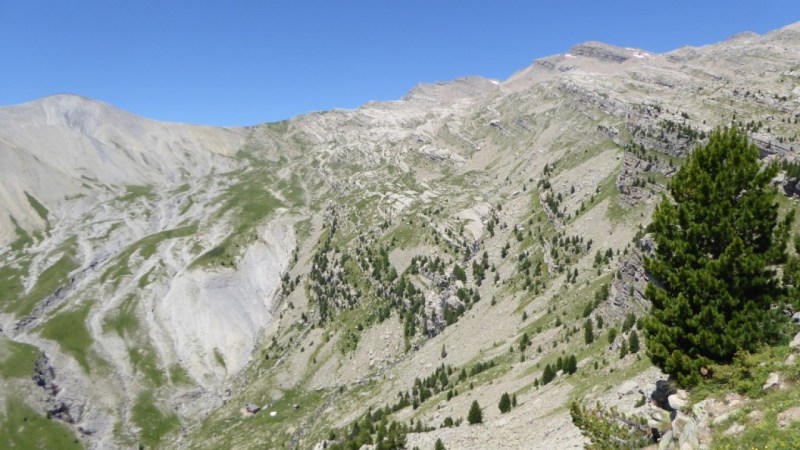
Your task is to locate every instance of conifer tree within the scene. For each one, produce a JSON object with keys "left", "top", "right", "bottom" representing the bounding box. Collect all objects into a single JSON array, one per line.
[
  {"left": 541, "top": 364, "right": 555, "bottom": 384},
  {"left": 644, "top": 126, "right": 793, "bottom": 386},
  {"left": 628, "top": 330, "right": 640, "bottom": 354},
  {"left": 565, "top": 355, "right": 578, "bottom": 375},
  {"left": 519, "top": 332, "right": 530, "bottom": 351},
  {"left": 498, "top": 392, "right": 511, "bottom": 413},
  {"left": 607, "top": 327, "right": 617, "bottom": 345},
  {"left": 584, "top": 318, "right": 594, "bottom": 344},
  {"left": 467, "top": 400, "right": 483, "bottom": 424}
]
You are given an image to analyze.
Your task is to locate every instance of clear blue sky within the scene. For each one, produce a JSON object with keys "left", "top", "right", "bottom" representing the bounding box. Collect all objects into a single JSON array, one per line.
[{"left": 2, "top": 1, "right": 798, "bottom": 126}]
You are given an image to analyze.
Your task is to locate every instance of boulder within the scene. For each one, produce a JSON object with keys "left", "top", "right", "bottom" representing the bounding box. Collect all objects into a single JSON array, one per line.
[
  {"left": 762, "top": 372, "right": 783, "bottom": 392},
  {"left": 778, "top": 406, "right": 800, "bottom": 429},
  {"left": 712, "top": 412, "right": 732, "bottom": 426},
  {"left": 790, "top": 331, "right": 800, "bottom": 348},
  {"left": 724, "top": 393, "right": 745, "bottom": 407},
  {"left": 668, "top": 390, "right": 688, "bottom": 411},
  {"left": 748, "top": 410, "right": 764, "bottom": 424},
  {"left": 723, "top": 422, "right": 744, "bottom": 436}
]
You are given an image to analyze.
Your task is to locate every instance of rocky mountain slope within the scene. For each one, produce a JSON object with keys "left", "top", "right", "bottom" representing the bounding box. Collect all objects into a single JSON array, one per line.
[{"left": 1, "top": 22, "right": 799, "bottom": 449}]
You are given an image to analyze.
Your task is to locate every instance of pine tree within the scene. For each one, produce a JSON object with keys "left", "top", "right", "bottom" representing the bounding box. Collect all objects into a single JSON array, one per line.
[
  {"left": 452, "top": 264, "right": 467, "bottom": 282},
  {"left": 607, "top": 327, "right": 617, "bottom": 345},
  {"left": 467, "top": 400, "right": 483, "bottom": 424},
  {"left": 644, "top": 126, "right": 793, "bottom": 386},
  {"left": 519, "top": 332, "right": 530, "bottom": 351},
  {"left": 498, "top": 392, "right": 511, "bottom": 413},
  {"left": 628, "top": 330, "right": 640, "bottom": 354},
  {"left": 584, "top": 318, "right": 594, "bottom": 344},
  {"left": 541, "top": 364, "right": 555, "bottom": 384},
  {"left": 511, "top": 393, "right": 517, "bottom": 407},
  {"left": 435, "top": 438, "right": 446, "bottom": 450},
  {"left": 621, "top": 313, "right": 636, "bottom": 333},
  {"left": 565, "top": 355, "right": 578, "bottom": 375}
]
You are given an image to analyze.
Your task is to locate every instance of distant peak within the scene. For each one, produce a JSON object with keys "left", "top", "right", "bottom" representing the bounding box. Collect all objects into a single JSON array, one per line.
[
  {"left": 781, "top": 20, "right": 800, "bottom": 31},
  {"left": 7, "top": 94, "right": 113, "bottom": 119},
  {"left": 41, "top": 93, "right": 95, "bottom": 102},
  {"left": 566, "top": 41, "right": 651, "bottom": 63},
  {"left": 0, "top": 94, "right": 142, "bottom": 135},
  {"left": 728, "top": 31, "right": 759, "bottom": 41},
  {"left": 24, "top": 93, "right": 104, "bottom": 108},
  {"left": 403, "top": 77, "right": 499, "bottom": 103}
]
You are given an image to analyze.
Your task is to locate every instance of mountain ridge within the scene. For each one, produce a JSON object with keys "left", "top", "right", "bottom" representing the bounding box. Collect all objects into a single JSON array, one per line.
[{"left": 0, "top": 21, "right": 799, "bottom": 449}]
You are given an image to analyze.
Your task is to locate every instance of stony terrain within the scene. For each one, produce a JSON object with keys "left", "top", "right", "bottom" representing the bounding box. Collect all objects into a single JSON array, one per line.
[{"left": 0, "top": 22, "right": 799, "bottom": 449}]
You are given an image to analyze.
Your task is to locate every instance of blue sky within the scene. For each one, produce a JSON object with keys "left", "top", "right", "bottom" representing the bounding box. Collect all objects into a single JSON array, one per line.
[{"left": 2, "top": 1, "right": 798, "bottom": 126}]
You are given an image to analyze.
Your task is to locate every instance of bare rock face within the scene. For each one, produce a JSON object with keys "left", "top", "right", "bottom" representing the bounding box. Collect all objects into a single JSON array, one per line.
[
  {"left": 155, "top": 220, "right": 295, "bottom": 386},
  {"left": 610, "top": 247, "right": 649, "bottom": 314},
  {"left": 33, "top": 352, "right": 82, "bottom": 424}
]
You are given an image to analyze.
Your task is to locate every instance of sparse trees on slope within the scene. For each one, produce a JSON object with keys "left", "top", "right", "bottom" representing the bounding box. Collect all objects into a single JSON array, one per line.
[{"left": 644, "top": 126, "right": 793, "bottom": 386}]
